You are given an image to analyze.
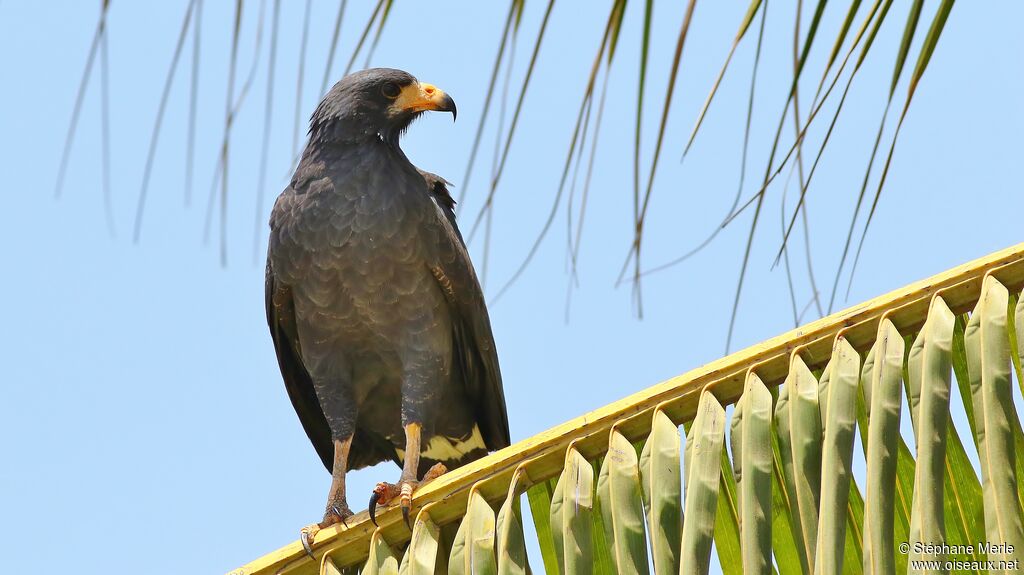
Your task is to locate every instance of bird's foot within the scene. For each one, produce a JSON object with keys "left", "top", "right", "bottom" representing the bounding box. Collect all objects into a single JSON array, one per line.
[
  {"left": 421, "top": 462, "right": 448, "bottom": 483},
  {"left": 369, "top": 463, "right": 448, "bottom": 529},
  {"left": 369, "top": 479, "right": 414, "bottom": 529},
  {"left": 300, "top": 501, "right": 353, "bottom": 559}
]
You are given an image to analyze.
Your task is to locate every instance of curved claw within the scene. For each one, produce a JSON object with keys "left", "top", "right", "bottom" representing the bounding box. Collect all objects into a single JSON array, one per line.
[
  {"left": 368, "top": 491, "right": 380, "bottom": 527},
  {"left": 300, "top": 529, "right": 316, "bottom": 560},
  {"left": 401, "top": 503, "right": 411, "bottom": 530},
  {"left": 332, "top": 505, "right": 349, "bottom": 528}
]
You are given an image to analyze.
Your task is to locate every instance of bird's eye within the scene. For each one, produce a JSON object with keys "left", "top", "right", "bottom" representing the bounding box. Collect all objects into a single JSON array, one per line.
[{"left": 381, "top": 82, "right": 401, "bottom": 99}]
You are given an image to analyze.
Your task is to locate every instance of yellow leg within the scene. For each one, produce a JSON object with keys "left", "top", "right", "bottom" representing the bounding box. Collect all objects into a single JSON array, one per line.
[
  {"left": 369, "top": 423, "right": 448, "bottom": 528},
  {"left": 300, "top": 436, "right": 353, "bottom": 558}
]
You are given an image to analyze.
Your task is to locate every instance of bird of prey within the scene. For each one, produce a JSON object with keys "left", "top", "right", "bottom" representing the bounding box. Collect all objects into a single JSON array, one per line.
[{"left": 265, "top": 68, "right": 510, "bottom": 553}]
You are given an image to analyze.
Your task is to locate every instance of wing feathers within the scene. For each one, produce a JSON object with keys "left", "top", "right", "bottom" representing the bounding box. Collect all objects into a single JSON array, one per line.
[
  {"left": 424, "top": 175, "right": 512, "bottom": 452},
  {"left": 266, "top": 263, "right": 334, "bottom": 472}
]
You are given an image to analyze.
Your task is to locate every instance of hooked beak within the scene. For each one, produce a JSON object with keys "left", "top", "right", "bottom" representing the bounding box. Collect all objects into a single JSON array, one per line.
[{"left": 392, "top": 81, "right": 457, "bottom": 121}]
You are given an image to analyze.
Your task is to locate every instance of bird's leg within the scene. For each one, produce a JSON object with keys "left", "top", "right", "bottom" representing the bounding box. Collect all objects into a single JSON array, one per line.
[
  {"left": 300, "top": 436, "right": 353, "bottom": 559},
  {"left": 369, "top": 422, "right": 420, "bottom": 527},
  {"left": 369, "top": 423, "right": 449, "bottom": 528}
]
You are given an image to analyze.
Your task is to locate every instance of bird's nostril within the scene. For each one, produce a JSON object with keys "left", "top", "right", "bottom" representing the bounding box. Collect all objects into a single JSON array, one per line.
[{"left": 424, "top": 87, "right": 435, "bottom": 95}]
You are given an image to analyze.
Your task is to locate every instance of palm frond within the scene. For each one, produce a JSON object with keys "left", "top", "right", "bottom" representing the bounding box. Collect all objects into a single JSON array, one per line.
[
  {"left": 455, "top": 2, "right": 518, "bottom": 208},
  {"left": 99, "top": 19, "right": 113, "bottom": 237},
  {"left": 721, "top": 0, "right": 829, "bottom": 353},
  {"left": 135, "top": 0, "right": 198, "bottom": 243},
  {"left": 289, "top": 0, "right": 313, "bottom": 171},
  {"left": 53, "top": 1, "right": 983, "bottom": 362},
  {"left": 218, "top": 0, "right": 245, "bottom": 266},
  {"left": 772, "top": 0, "right": 887, "bottom": 268},
  {"left": 234, "top": 244, "right": 1024, "bottom": 574},
  {"left": 620, "top": 0, "right": 698, "bottom": 314},
  {"left": 468, "top": 0, "right": 556, "bottom": 246},
  {"left": 54, "top": 0, "right": 109, "bottom": 200},
  {"left": 341, "top": 0, "right": 387, "bottom": 79},
  {"left": 185, "top": 0, "right": 203, "bottom": 206},
  {"left": 318, "top": 0, "right": 348, "bottom": 99},
  {"left": 847, "top": 0, "right": 956, "bottom": 294},
  {"left": 253, "top": 0, "right": 281, "bottom": 264},
  {"left": 627, "top": 0, "right": 764, "bottom": 283}
]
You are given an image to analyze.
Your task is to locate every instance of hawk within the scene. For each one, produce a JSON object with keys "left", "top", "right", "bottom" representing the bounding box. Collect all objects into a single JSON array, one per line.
[{"left": 265, "top": 68, "right": 510, "bottom": 553}]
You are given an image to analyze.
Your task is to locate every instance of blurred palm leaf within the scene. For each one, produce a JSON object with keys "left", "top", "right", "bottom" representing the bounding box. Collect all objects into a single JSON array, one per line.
[{"left": 56, "top": 0, "right": 968, "bottom": 348}]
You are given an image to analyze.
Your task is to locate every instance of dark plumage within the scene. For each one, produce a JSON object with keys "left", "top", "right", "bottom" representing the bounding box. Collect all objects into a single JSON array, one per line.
[{"left": 265, "top": 68, "right": 509, "bottom": 544}]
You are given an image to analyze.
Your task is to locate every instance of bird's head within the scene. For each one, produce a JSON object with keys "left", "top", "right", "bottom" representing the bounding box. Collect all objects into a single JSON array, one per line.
[{"left": 310, "top": 68, "right": 457, "bottom": 147}]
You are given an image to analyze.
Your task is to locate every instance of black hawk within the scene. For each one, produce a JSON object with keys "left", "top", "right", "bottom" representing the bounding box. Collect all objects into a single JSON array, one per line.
[{"left": 265, "top": 68, "right": 510, "bottom": 552}]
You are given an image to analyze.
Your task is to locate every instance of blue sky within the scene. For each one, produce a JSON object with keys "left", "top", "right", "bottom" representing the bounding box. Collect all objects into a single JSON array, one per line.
[{"left": 0, "top": 1, "right": 1021, "bottom": 573}]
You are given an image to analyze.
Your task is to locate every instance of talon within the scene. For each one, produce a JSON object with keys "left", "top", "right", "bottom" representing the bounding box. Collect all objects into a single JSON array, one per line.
[
  {"left": 401, "top": 502, "right": 411, "bottom": 529},
  {"left": 300, "top": 525, "right": 319, "bottom": 559},
  {"left": 332, "top": 505, "right": 350, "bottom": 528},
  {"left": 369, "top": 490, "right": 381, "bottom": 527},
  {"left": 368, "top": 480, "right": 411, "bottom": 527}
]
